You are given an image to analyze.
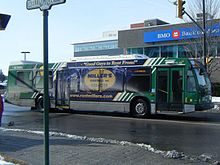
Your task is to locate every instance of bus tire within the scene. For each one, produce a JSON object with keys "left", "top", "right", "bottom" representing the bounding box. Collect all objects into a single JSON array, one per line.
[
  {"left": 36, "top": 96, "right": 43, "bottom": 111},
  {"left": 131, "top": 98, "right": 149, "bottom": 118}
]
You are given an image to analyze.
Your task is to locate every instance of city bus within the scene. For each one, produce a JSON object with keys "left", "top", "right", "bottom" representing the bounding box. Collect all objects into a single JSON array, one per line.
[{"left": 5, "top": 54, "right": 214, "bottom": 118}]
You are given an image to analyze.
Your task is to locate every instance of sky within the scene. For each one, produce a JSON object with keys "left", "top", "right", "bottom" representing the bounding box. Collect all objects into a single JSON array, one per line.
[{"left": 0, "top": 0, "right": 185, "bottom": 75}]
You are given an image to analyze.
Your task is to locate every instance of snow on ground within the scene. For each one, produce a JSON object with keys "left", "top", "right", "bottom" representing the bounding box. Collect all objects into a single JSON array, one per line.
[
  {"left": 212, "top": 97, "right": 220, "bottom": 103},
  {"left": 0, "top": 155, "right": 15, "bottom": 165},
  {"left": 0, "top": 127, "right": 219, "bottom": 164}
]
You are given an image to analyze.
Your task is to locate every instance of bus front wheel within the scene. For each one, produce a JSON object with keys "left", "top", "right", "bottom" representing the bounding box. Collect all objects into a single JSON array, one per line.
[{"left": 131, "top": 98, "right": 149, "bottom": 118}]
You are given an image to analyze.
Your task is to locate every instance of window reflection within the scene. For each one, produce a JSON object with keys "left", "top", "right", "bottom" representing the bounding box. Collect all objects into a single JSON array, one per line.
[
  {"left": 74, "top": 40, "right": 118, "bottom": 52},
  {"left": 144, "top": 47, "right": 160, "bottom": 57}
]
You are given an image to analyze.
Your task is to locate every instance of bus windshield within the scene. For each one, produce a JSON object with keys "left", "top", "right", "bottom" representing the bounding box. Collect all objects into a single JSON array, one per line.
[
  {"left": 194, "top": 68, "right": 207, "bottom": 87},
  {"left": 191, "top": 60, "right": 212, "bottom": 92}
]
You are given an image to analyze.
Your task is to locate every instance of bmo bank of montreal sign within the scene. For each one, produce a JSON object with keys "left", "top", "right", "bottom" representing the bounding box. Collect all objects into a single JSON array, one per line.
[
  {"left": 26, "top": 0, "right": 66, "bottom": 10},
  {"left": 144, "top": 24, "right": 220, "bottom": 43}
]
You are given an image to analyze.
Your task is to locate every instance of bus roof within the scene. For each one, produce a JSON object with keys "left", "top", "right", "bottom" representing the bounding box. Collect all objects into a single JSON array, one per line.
[
  {"left": 70, "top": 54, "right": 149, "bottom": 62},
  {"left": 9, "top": 60, "right": 42, "bottom": 66}
]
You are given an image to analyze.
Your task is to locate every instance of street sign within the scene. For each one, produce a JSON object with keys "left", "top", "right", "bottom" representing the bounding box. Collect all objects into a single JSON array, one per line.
[
  {"left": 0, "top": 14, "right": 11, "bottom": 30},
  {"left": 26, "top": 0, "right": 66, "bottom": 10}
]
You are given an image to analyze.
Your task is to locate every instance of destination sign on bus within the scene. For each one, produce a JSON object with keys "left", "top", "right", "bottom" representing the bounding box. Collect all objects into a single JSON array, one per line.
[{"left": 68, "top": 59, "right": 146, "bottom": 67}]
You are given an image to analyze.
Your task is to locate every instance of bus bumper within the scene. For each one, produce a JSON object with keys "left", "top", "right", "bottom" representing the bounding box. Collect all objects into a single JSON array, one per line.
[{"left": 195, "top": 102, "right": 214, "bottom": 111}]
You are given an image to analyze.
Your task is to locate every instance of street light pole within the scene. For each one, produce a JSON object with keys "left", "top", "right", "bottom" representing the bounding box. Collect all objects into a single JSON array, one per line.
[{"left": 21, "top": 51, "right": 30, "bottom": 61}]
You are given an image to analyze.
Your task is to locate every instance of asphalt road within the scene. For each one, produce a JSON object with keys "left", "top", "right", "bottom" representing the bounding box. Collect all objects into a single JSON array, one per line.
[{"left": 1, "top": 103, "right": 220, "bottom": 164}]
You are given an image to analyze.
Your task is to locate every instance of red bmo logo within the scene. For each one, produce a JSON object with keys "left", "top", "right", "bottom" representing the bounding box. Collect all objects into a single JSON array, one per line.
[{"left": 172, "top": 30, "right": 180, "bottom": 39}]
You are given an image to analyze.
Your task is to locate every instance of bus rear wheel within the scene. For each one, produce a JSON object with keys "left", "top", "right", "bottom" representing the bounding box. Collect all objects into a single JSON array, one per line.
[
  {"left": 131, "top": 98, "right": 149, "bottom": 118},
  {"left": 36, "top": 96, "right": 43, "bottom": 111}
]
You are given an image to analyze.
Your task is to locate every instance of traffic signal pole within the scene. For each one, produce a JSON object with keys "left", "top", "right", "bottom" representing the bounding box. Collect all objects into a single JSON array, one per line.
[
  {"left": 177, "top": 0, "right": 207, "bottom": 70},
  {"left": 202, "top": 0, "right": 207, "bottom": 70}
]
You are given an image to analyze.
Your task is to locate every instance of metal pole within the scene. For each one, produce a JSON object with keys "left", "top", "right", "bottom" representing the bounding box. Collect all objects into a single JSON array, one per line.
[
  {"left": 184, "top": 11, "right": 204, "bottom": 32},
  {"left": 203, "top": 0, "right": 207, "bottom": 70},
  {"left": 21, "top": 51, "right": 30, "bottom": 61},
  {"left": 43, "top": 9, "right": 49, "bottom": 165}
]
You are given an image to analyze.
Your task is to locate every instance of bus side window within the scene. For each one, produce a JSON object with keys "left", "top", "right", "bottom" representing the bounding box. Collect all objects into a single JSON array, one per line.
[
  {"left": 49, "top": 71, "right": 53, "bottom": 89},
  {"left": 16, "top": 71, "right": 24, "bottom": 86},
  {"left": 34, "top": 70, "right": 53, "bottom": 89},
  {"left": 16, "top": 71, "right": 32, "bottom": 87},
  {"left": 126, "top": 75, "right": 151, "bottom": 92},
  {"left": 101, "top": 68, "right": 124, "bottom": 92},
  {"left": 187, "top": 70, "right": 196, "bottom": 92},
  {"left": 70, "top": 73, "right": 78, "bottom": 93}
]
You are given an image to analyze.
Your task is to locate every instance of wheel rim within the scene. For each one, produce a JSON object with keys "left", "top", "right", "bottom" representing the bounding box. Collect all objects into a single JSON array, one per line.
[{"left": 135, "top": 102, "right": 146, "bottom": 115}]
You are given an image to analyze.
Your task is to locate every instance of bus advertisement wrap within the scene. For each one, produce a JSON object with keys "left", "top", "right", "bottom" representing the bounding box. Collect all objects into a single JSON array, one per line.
[
  {"left": 84, "top": 69, "right": 116, "bottom": 91},
  {"left": 5, "top": 55, "right": 214, "bottom": 117}
]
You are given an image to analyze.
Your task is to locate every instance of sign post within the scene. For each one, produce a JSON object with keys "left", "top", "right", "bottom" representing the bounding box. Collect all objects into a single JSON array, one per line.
[{"left": 26, "top": 1, "right": 66, "bottom": 165}]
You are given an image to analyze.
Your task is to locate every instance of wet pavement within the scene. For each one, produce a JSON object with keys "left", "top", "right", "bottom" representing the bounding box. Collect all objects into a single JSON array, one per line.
[
  {"left": 1, "top": 103, "right": 220, "bottom": 164},
  {"left": 0, "top": 127, "right": 212, "bottom": 165}
]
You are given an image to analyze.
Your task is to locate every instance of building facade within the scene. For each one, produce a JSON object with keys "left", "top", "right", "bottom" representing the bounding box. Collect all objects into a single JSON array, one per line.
[
  {"left": 118, "top": 19, "right": 220, "bottom": 87},
  {"left": 119, "top": 19, "right": 220, "bottom": 58},
  {"left": 73, "top": 31, "right": 123, "bottom": 57}
]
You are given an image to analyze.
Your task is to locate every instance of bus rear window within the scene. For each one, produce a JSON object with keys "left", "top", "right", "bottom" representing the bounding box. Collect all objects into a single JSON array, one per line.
[{"left": 16, "top": 71, "right": 32, "bottom": 87}]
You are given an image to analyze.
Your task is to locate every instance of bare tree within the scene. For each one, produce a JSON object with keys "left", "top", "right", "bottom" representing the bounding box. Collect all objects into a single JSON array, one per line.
[{"left": 183, "top": 0, "right": 220, "bottom": 79}]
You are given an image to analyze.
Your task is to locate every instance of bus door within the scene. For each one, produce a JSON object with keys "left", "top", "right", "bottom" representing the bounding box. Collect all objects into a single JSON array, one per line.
[
  {"left": 56, "top": 69, "right": 70, "bottom": 109},
  {"left": 156, "top": 67, "right": 184, "bottom": 112}
]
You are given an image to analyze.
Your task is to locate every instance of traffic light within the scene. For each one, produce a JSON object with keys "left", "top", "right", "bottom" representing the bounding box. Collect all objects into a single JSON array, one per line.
[
  {"left": 0, "top": 14, "right": 11, "bottom": 30},
  {"left": 177, "top": 0, "right": 186, "bottom": 19}
]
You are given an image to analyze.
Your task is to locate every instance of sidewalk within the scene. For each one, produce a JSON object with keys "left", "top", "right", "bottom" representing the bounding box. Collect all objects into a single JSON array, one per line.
[{"left": 0, "top": 128, "right": 212, "bottom": 165}]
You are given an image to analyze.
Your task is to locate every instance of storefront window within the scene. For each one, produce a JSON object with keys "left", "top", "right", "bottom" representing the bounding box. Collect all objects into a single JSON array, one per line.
[
  {"left": 74, "top": 40, "right": 118, "bottom": 52},
  {"left": 208, "top": 44, "right": 218, "bottom": 57},
  {"left": 161, "top": 45, "right": 178, "bottom": 57},
  {"left": 127, "top": 48, "right": 132, "bottom": 54},
  {"left": 126, "top": 48, "right": 144, "bottom": 54},
  {"left": 144, "top": 47, "right": 160, "bottom": 57},
  {"left": 178, "top": 45, "right": 193, "bottom": 58},
  {"left": 195, "top": 44, "right": 203, "bottom": 58}
]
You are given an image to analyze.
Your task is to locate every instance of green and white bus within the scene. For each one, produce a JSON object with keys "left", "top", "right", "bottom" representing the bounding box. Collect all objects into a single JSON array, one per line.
[{"left": 5, "top": 54, "right": 213, "bottom": 117}]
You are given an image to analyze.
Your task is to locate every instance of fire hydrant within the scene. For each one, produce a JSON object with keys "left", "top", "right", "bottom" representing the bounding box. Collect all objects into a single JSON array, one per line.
[{"left": 0, "top": 95, "right": 4, "bottom": 126}]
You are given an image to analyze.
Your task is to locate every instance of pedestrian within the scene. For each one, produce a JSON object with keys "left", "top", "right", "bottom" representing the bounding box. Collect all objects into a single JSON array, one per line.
[{"left": 0, "top": 94, "right": 4, "bottom": 126}]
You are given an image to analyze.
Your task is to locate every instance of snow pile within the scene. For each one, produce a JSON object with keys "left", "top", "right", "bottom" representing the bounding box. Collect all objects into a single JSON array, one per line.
[
  {"left": 213, "top": 105, "right": 220, "bottom": 111},
  {"left": 210, "top": 97, "right": 220, "bottom": 112},
  {"left": 212, "top": 97, "right": 220, "bottom": 103},
  {"left": 164, "top": 150, "right": 185, "bottom": 159},
  {"left": 0, "top": 155, "right": 15, "bottom": 165},
  {"left": 199, "top": 154, "right": 212, "bottom": 162},
  {"left": 136, "top": 143, "right": 164, "bottom": 154},
  {"left": 198, "top": 154, "right": 220, "bottom": 164}
]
